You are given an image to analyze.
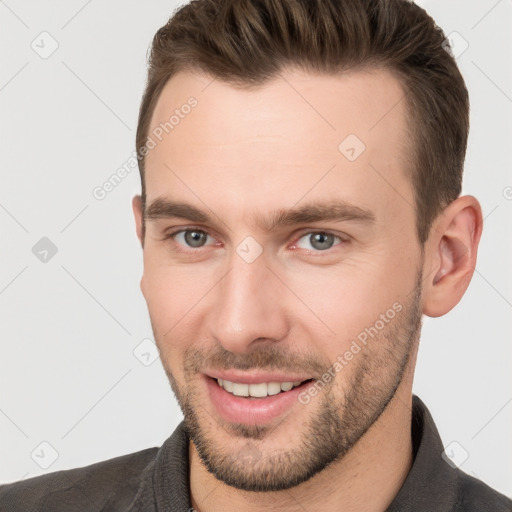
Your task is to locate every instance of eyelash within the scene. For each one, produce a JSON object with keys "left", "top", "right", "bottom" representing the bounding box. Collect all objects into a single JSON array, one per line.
[{"left": 162, "top": 227, "right": 348, "bottom": 255}]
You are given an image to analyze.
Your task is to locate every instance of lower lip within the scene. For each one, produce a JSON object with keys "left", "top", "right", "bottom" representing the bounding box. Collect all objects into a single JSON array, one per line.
[{"left": 205, "top": 376, "right": 314, "bottom": 425}]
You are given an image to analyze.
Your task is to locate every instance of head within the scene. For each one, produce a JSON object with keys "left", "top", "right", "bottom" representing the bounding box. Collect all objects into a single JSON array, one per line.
[{"left": 132, "top": 0, "right": 482, "bottom": 492}]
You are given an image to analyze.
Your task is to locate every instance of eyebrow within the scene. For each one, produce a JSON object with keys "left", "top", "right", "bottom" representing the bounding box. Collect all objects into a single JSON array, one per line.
[{"left": 144, "top": 198, "right": 376, "bottom": 231}]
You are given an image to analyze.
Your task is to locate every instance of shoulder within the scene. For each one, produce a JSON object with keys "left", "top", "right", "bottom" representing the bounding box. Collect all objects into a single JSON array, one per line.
[
  {"left": 455, "top": 469, "right": 512, "bottom": 511},
  {"left": 0, "top": 447, "right": 158, "bottom": 512}
]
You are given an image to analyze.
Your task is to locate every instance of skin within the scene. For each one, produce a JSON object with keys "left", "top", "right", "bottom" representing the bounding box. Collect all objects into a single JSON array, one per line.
[{"left": 132, "top": 67, "right": 482, "bottom": 511}]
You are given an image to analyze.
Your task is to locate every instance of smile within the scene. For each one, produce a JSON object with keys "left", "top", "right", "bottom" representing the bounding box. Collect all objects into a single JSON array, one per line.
[
  {"left": 216, "top": 378, "right": 309, "bottom": 398},
  {"left": 205, "top": 375, "right": 316, "bottom": 425}
]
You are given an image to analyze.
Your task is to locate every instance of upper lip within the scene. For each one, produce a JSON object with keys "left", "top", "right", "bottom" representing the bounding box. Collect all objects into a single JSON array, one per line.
[{"left": 205, "top": 370, "right": 313, "bottom": 385}]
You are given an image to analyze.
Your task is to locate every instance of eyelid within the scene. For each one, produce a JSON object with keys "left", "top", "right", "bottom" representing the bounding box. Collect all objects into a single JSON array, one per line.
[{"left": 164, "top": 224, "right": 214, "bottom": 236}]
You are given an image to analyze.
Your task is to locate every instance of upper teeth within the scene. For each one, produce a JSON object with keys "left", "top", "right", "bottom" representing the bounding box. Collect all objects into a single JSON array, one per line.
[{"left": 217, "top": 379, "right": 304, "bottom": 397}]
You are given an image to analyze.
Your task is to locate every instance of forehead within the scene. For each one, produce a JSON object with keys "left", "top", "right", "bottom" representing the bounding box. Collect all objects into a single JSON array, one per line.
[{"left": 144, "top": 66, "right": 414, "bottom": 232}]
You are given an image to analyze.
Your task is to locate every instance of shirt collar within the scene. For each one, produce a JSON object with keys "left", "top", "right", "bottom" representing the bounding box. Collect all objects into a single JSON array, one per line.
[{"left": 386, "top": 394, "right": 459, "bottom": 511}]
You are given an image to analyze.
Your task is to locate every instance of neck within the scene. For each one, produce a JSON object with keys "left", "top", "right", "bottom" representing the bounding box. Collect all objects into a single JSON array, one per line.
[{"left": 190, "top": 356, "right": 417, "bottom": 512}]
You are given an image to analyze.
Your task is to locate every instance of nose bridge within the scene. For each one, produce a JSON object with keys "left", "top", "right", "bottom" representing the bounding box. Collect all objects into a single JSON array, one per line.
[{"left": 209, "top": 250, "right": 288, "bottom": 352}]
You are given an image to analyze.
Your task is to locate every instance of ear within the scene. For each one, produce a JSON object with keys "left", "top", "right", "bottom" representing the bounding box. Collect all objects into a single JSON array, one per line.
[
  {"left": 132, "top": 195, "right": 144, "bottom": 247},
  {"left": 422, "top": 195, "right": 483, "bottom": 317}
]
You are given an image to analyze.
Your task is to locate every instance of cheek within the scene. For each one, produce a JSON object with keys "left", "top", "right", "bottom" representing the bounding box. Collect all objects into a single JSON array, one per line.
[
  {"left": 281, "top": 254, "right": 412, "bottom": 355},
  {"left": 141, "top": 261, "right": 210, "bottom": 347}
]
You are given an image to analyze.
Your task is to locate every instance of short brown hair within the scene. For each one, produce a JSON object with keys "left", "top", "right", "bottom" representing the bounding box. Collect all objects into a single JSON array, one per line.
[{"left": 136, "top": 0, "right": 469, "bottom": 245}]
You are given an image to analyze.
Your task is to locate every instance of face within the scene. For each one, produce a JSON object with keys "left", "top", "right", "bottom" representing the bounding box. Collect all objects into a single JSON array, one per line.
[{"left": 137, "top": 67, "right": 425, "bottom": 491}]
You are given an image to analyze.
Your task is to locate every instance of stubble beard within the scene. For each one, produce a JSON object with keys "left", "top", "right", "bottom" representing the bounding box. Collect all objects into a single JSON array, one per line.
[{"left": 160, "top": 271, "right": 423, "bottom": 492}]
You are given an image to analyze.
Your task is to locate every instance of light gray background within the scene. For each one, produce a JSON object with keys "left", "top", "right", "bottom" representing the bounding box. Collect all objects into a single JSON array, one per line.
[{"left": 1, "top": 0, "right": 511, "bottom": 499}]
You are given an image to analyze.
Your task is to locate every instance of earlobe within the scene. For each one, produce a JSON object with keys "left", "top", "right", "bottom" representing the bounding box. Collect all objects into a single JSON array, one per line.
[
  {"left": 132, "top": 195, "right": 144, "bottom": 247},
  {"left": 422, "top": 196, "right": 483, "bottom": 317}
]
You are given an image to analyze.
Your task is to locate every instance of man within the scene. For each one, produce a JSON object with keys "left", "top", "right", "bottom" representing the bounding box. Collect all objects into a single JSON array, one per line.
[{"left": 1, "top": 0, "right": 510, "bottom": 510}]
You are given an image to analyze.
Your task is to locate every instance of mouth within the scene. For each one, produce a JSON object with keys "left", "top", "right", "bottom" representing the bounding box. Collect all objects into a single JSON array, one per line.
[
  {"left": 204, "top": 374, "right": 316, "bottom": 425},
  {"left": 214, "top": 377, "right": 314, "bottom": 398}
]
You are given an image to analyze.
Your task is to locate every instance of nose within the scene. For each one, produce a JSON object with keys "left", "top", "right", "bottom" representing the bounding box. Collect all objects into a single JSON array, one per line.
[{"left": 208, "top": 251, "right": 290, "bottom": 354}]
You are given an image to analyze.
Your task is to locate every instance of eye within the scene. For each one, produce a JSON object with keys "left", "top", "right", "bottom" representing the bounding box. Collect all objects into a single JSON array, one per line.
[
  {"left": 169, "top": 229, "right": 215, "bottom": 249},
  {"left": 295, "top": 232, "right": 343, "bottom": 251}
]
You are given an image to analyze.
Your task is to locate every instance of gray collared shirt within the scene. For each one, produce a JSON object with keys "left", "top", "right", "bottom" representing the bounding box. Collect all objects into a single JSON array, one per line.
[{"left": 1, "top": 395, "right": 511, "bottom": 511}]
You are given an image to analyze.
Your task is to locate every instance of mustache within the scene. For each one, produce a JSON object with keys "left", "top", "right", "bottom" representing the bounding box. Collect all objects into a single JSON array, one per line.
[{"left": 183, "top": 343, "right": 329, "bottom": 379}]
